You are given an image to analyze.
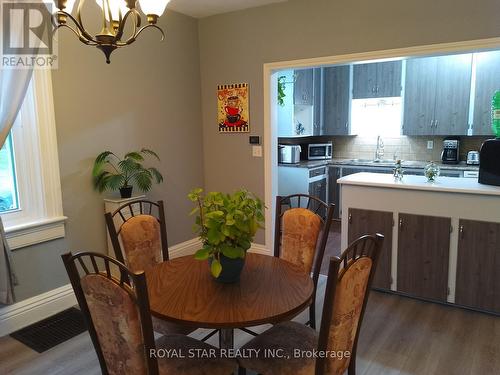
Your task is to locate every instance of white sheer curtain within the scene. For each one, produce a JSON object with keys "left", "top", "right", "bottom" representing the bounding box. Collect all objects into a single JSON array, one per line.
[{"left": 0, "top": 58, "right": 34, "bottom": 305}]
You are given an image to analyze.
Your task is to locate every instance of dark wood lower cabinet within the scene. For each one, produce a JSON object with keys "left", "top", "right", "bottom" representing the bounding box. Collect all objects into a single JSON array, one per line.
[
  {"left": 455, "top": 219, "right": 500, "bottom": 313},
  {"left": 348, "top": 208, "right": 393, "bottom": 290},
  {"left": 397, "top": 213, "right": 450, "bottom": 302}
]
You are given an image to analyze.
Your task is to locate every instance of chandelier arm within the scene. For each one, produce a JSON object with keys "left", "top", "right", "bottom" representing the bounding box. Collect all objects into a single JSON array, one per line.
[
  {"left": 118, "top": 24, "right": 165, "bottom": 46},
  {"left": 57, "top": 10, "right": 97, "bottom": 44},
  {"left": 55, "top": 24, "right": 97, "bottom": 46},
  {"left": 114, "top": 8, "right": 141, "bottom": 42},
  {"left": 75, "top": 0, "right": 97, "bottom": 42}
]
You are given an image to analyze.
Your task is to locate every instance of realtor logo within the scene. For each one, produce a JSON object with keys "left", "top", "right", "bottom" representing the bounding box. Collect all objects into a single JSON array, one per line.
[{"left": 2, "top": 1, "right": 58, "bottom": 69}]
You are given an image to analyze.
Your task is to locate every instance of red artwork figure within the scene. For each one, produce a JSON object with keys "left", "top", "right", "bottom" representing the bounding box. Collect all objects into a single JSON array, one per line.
[{"left": 224, "top": 96, "right": 247, "bottom": 127}]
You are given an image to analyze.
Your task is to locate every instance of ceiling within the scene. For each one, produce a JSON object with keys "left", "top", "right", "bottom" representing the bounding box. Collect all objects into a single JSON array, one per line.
[{"left": 168, "top": 0, "right": 288, "bottom": 18}]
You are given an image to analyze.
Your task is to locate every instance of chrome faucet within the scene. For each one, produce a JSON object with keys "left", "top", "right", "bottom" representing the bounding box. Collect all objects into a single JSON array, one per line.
[{"left": 375, "top": 136, "right": 385, "bottom": 161}]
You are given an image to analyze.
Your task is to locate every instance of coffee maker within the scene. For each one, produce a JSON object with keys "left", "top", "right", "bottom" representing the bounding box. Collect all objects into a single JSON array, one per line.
[{"left": 441, "top": 138, "right": 460, "bottom": 164}]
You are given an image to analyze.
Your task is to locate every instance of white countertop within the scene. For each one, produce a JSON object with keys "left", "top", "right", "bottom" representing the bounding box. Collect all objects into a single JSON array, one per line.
[{"left": 338, "top": 173, "right": 500, "bottom": 197}]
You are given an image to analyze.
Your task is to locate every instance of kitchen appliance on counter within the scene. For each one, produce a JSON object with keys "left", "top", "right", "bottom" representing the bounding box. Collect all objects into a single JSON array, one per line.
[
  {"left": 278, "top": 144, "right": 301, "bottom": 164},
  {"left": 441, "top": 139, "right": 460, "bottom": 164},
  {"left": 466, "top": 151, "right": 480, "bottom": 165},
  {"left": 479, "top": 138, "right": 500, "bottom": 186},
  {"left": 304, "top": 142, "right": 333, "bottom": 160}
]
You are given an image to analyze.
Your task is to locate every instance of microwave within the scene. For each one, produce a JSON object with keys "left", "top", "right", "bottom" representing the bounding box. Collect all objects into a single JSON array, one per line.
[{"left": 307, "top": 143, "right": 333, "bottom": 160}]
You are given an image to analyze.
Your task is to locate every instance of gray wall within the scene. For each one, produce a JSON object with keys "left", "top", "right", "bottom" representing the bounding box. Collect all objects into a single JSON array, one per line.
[
  {"left": 10, "top": 9, "right": 203, "bottom": 301},
  {"left": 198, "top": 0, "right": 500, "bottom": 244}
]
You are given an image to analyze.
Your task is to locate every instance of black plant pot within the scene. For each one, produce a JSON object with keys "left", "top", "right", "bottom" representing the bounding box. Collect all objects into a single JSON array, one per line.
[
  {"left": 119, "top": 186, "right": 133, "bottom": 199},
  {"left": 210, "top": 254, "right": 246, "bottom": 284}
]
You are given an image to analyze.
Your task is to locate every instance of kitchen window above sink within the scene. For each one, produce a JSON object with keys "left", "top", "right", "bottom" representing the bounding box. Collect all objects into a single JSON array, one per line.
[{"left": 351, "top": 97, "right": 402, "bottom": 137}]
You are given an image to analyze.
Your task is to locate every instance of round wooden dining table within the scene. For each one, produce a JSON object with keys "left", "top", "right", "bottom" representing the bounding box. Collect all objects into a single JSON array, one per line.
[{"left": 146, "top": 253, "right": 314, "bottom": 350}]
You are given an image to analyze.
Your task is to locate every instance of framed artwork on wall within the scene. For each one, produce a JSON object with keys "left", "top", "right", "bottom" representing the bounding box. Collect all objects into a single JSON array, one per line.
[{"left": 217, "top": 83, "right": 249, "bottom": 133}]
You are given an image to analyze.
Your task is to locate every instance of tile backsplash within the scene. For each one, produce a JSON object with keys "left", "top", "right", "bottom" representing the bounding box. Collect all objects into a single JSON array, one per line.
[
  {"left": 279, "top": 135, "right": 490, "bottom": 162},
  {"left": 333, "top": 136, "right": 488, "bottom": 162}
]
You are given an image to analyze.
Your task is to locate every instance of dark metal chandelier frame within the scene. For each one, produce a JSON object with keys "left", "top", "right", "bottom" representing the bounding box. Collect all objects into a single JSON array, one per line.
[{"left": 53, "top": 0, "right": 165, "bottom": 63}]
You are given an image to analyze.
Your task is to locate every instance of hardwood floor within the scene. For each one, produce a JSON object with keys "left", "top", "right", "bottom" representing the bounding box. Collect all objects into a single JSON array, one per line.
[{"left": 1, "top": 279, "right": 500, "bottom": 374}]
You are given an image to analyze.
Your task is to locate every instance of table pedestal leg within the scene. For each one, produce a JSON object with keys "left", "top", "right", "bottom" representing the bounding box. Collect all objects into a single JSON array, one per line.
[{"left": 219, "top": 328, "right": 234, "bottom": 350}]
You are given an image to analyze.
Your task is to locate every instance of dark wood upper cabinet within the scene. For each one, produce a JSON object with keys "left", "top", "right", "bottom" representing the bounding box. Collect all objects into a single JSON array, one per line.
[
  {"left": 403, "top": 54, "right": 472, "bottom": 136},
  {"left": 323, "top": 65, "right": 350, "bottom": 135},
  {"left": 472, "top": 51, "right": 500, "bottom": 136},
  {"left": 348, "top": 208, "right": 393, "bottom": 290},
  {"left": 455, "top": 219, "right": 500, "bottom": 314},
  {"left": 353, "top": 61, "right": 402, "bottom": 99},
  {"left": 294, "top": 69, "right": 314, "bottom": 106},
  {"left": 397, "top": 213, "right": 451, "bottom": 302}
]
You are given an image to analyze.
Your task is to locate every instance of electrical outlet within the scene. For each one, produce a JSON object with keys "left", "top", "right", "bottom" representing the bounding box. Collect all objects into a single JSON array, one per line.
[
  {"left": 252, "top": 146, "right": 262, "bottom": 157},
  {"left": 427, "top": 140, "right": 434, "bottom": 150}
]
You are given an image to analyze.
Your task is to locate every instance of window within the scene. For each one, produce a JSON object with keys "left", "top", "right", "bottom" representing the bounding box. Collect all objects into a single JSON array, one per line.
[
  {"left": 351, "top": 97, "right": 402, "bottom": 137},
  {"left": 0, "top": 135, "right": 19, "bottom": 213},
  {"left": 0, "top": 70, "right": 65, "bottom": 250}
]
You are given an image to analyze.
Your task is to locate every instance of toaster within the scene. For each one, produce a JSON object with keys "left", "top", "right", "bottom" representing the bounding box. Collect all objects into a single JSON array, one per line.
[
  {"left": 278, "top": 144, "right": 301, "bottom": 164},
  {"left": 466, "top": 151, "right": 480, "bottom": 165}
]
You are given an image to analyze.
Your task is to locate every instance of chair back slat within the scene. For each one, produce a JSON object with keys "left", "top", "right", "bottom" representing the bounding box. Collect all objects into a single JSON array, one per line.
[
  {"left": 316, "top": 234, "right": 384, "bottom": 375},
  {"left": 61, "top": 252, "right": 158, "bottom": 375}
]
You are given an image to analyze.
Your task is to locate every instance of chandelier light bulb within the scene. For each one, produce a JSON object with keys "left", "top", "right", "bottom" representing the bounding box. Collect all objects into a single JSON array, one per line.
[{"left": 138, "top": 0, "right": 169, "bottom": 17}]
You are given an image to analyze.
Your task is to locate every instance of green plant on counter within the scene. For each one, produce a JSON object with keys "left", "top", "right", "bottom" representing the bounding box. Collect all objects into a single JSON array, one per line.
[
  {"left": 92, "top": 148, "right": 163, "bottom": 193},
  {"left": 278, "top": 75, "right": 287, "bottom": 106},
  {"left": 188, "top": 188, "right": 265, "bottom": 278}
]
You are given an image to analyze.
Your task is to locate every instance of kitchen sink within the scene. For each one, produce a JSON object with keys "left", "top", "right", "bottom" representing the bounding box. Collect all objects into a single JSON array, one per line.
[{"left": 346, "top": 159, "right": 395, "bottom": 164}]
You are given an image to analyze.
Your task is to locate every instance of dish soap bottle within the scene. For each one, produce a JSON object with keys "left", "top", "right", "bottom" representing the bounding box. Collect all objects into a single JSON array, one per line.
[{"left": 492, "top": 90, "right": 500, "bottom": 138}]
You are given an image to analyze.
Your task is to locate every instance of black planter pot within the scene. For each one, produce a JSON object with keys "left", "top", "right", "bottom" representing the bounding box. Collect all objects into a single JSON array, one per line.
[
  {"left": 210, "top": 254, "right": 246, "bottom": 284},
  {"left": 119, "top": 186, "right": 133, "bottom": 199}
]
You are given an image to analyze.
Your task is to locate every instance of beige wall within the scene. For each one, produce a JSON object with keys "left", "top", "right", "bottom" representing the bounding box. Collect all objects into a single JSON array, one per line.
[
  {"left": 198, "top": 0, "right": 500, "bottom": 244},
  {"left": 10, "top": 9, "right": 203, "bottom": 301}
]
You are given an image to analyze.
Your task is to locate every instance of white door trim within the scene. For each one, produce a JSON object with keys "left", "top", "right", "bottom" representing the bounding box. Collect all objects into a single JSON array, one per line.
[{"left": 262, "top": 37, "right": 500, "bottom": 250}]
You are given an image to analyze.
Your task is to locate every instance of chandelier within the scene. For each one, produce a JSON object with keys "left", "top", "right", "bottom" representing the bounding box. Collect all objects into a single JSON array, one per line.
[{"left": 52, "top": 0, "right": 170, "bottom": 63}]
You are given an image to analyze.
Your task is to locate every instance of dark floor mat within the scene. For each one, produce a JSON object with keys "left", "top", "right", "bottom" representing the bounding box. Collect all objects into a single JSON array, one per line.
[{"left": 10, "top": 307, "right": 87, "bottom": 353}]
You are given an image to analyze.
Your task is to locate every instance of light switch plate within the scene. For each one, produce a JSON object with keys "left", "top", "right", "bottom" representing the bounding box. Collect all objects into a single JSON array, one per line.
[
  {"left": 252, "top": 146, "right": 262, "bottom": 157},
  {"left": 427, "top": 140, "right": 434, "bottom": 150}
]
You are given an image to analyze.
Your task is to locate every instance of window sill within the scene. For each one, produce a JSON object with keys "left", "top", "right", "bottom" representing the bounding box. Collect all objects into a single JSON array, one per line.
[{"left": 4, "top": 216, "right": 67, "bottom": 250}]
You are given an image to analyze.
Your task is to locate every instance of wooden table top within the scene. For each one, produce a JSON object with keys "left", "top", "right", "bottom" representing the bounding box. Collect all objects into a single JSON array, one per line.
[{"left": 146, "top": 253, "right": 314, "bottom": 329}]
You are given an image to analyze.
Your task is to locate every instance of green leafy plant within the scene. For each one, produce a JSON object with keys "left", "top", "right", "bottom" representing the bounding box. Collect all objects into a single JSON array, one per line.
[
  {"left": 92, "top": 148, "right": 163, "bottom": 193},
  {"left": 188, "top": 188, "right": 265, "bottom": 278},
  {"left": 278, "top": 75, "right": 287, "bottom": 106}
]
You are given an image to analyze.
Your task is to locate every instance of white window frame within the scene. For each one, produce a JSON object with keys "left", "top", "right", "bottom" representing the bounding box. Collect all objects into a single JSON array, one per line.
[{"left": 1, "top": 69, "right": 66, "bottom": 249}]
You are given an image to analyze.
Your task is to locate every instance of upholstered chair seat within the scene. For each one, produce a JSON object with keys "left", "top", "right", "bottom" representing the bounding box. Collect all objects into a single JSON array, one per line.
[
  {"left": 156, "top": 334, "right": 236, "bottom": 375},
  {"left": 239, "top": 321, "right": 318, "bottom": 375}
]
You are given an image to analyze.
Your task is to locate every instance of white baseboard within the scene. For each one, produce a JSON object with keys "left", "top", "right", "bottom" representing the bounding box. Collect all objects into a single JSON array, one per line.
[
  {"left": 0, "top": 283, "right": 77, "bottom": 337},
  {"left": 169, "top": 238, "right": 203, "bottom": 258},
  {"left": 170, "top": 238, "right": 271, "bottom": 257},
  {"left": 249, "top": 243, "right": 271, "bottom": 255}
]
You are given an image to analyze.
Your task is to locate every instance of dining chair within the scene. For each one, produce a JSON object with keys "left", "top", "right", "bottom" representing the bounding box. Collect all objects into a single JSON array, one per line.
[
  {"left": 238, "top": 234, "right": 384, "bottom": 375},
  {"left": 105, "top": 199, "right": 193, "bottom": 336},
  {"left": 274, "top": 194, "right": 334, "bottom": 329},
  {"left": 62, "top": 251, "right": 236, "bottom": 375}
]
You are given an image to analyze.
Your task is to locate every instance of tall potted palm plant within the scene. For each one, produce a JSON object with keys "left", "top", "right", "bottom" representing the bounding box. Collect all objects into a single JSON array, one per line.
[{"left": 92, "top": 148, "right": 163, "bottom": 198}]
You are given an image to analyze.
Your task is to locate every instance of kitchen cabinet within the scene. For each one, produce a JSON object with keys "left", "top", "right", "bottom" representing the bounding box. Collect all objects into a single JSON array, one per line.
[
  {"left": 323, "top": 65, "right": 351, "bottom": 135},
  {"left": 294, "top": 69, "right": 314, "bottom": 106},
  {"left": 348, "top": 208, "right": 393, "bottom": 290},
  {"left": 403, "top": 54, "right": 472, "bottom": 136},
  {"left": 397, "top": 213, "right": 451, "bottom": 302},
  {"left": 472, "top": 51, "right": 500, "bottom": 136},
  {"left": 353, "top": 61, "right": 402, "bottom": 99},
  {"left": 455, "top": 219, "right": 500, "bottom": 313}
]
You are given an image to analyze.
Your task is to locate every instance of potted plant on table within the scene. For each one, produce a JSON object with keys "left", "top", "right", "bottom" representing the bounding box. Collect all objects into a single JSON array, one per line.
[
  {"left": 92, "top": 148, "right": 164, "bottom": 198},
  {"left": 188, "top": 188, "right": 265, "bottom": 283}
]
